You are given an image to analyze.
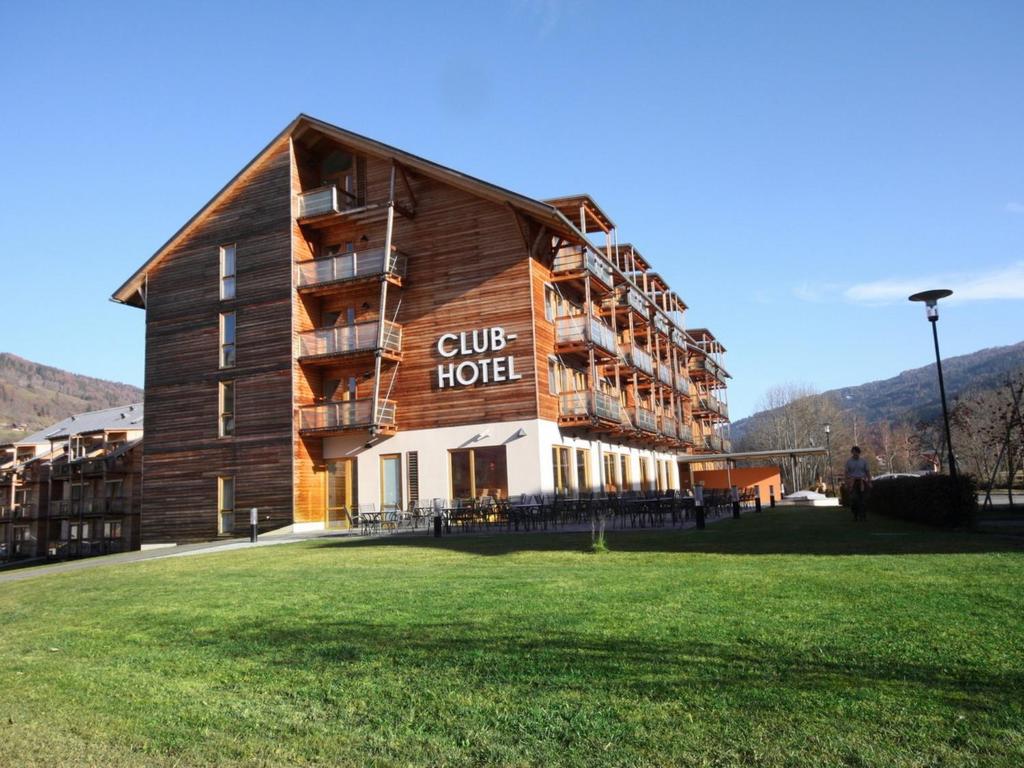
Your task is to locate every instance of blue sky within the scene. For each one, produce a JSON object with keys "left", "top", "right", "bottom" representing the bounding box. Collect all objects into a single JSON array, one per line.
[{"left": 1, "top": 0, "right": 1022, "bottom": 419}]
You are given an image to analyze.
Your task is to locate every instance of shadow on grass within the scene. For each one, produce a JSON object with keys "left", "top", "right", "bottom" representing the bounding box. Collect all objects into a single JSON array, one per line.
[
  {"left": 152, "top": 613, "right": 1023, "bottom": 719},
  {"left": 310, "top": 507, "right": 1024, "bottom": 558}
]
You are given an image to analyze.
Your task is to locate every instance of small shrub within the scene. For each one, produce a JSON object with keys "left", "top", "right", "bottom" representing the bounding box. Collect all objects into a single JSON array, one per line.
[
  {"left": 866, "top": 474, "right": 977, "bottom": 528},
  {"left": 590, "top": 535, "right": 610, "bottom": 554}
]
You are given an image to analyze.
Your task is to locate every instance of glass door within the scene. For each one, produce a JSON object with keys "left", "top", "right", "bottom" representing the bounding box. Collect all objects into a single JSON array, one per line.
[
  {"left": 326, "top": 459, "right": 357, "bottom": 529},
  {"left": 380, "top": 455, "right": 402, "bottom": 514}
]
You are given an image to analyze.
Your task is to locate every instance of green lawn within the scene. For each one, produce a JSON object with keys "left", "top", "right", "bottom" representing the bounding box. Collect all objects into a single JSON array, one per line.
[{"left": 2, "top": 508, "right": 1023, "bottom": 767}]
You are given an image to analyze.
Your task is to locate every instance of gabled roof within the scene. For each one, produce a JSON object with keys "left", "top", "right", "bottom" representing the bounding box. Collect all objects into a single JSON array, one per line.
[
  {"left": 111, "top": 114, "right": 591, "bottom": 307},
  {"left": 16, "top": 404, "right": 145, "bottom": 445}
]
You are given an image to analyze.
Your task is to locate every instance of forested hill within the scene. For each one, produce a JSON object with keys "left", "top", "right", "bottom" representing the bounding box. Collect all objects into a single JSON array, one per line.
[
  {"left": 0, "top": 353, "right": 142, "bottom": 443},
  {"left": 732, "top": 340, "right": 1024, "bottom": 438}
]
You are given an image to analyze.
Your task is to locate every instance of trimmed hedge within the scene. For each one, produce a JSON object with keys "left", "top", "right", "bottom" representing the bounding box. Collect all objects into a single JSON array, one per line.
[{"left": 865, "top": 474, "right": 977, "bottom": 528}]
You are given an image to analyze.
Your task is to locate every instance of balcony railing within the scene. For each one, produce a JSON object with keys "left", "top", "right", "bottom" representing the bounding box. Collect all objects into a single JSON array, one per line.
[
  {"left": 554, "top": 316, "right": 618, "bottom": 356},
  {"left": 51, "top": 463, "right": 71, "bottom": 479},
  {"left": 297, "top": 247, "right": 407, "bottom": 289},
  {"left": 0, "top": 505, "right": 8, "bottom": 520},
  {"left": 552, "top": 246, "right": 614, "bottom": 289},
  {"left": 622, "top": 344, "right": 654, "bottom": 376},
  {"left": 299, "top": 399, "right": 397, "bottom": 432},
  {"left": 699, "top": 396, "right": 729, "bottom": 420},
  {"left": 703, "top": 434, "right": 726, "bottom": 452},
  {"left": 298, "top": 320, "right": 402, "bottom": 359},
  {"left": 635, "top": 407, "right": 658, "bottom": 433},
  {"left": 671, "top": 328, "right": 686, "bottom": 348},
  {"left": 81, "top": 458, "right": 106, "bottom": 475},
  {"left": 661, "top": 418, "right": 679, "bottom": 439},
  {"left": 691, "top": 355, "right": 728, "bottom": 381},
  {"left": 653, "top": 313, "right": 670, "bottom": 335},
  {"left": 295, "top": 184, "right": 361, "bottom": 220},
  {"left": 657, "top": 363, "right": 674, "bottom": 387},
  {"left": 676, "top": 373, "right": 693, "bottom": 396},
  {"left": 559, "top": 390, "right": 623, "bottom": 423},
  {"left": 618, "top": 287, "right": 649, "bottom": 318},
  {"left": 669, "top": 310, "right": 685, "bottom": 329}
]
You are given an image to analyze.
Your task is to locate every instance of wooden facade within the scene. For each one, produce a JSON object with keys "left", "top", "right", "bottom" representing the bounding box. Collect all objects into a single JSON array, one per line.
[{"left": 113, "top": 114, "right": 730, "bottom": 540}]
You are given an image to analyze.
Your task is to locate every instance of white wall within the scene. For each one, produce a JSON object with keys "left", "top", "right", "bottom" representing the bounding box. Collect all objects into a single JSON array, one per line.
[{"left": 317, "top": 418, "right": 681, "bottom": 518}]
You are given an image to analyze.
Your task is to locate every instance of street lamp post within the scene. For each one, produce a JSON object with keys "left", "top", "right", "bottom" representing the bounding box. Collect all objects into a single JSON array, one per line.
[
  {"left": 908, "top": 289, "right": 958, "bottom": 481},
  {"left": 824, "top": 422, "right": 836, "bottom": 494}
]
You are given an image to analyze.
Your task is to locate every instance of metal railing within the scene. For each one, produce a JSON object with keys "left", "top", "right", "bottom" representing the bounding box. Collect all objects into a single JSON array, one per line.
[
  {"left": 653, "top": 313, "right": 670, "bottom": 335},
  {"left": 699, "top": 395, "right": 729, "bottom": 420},
  {"left": 635, "top": 407, "right": 658, "bottom": 433},
  {"left": 299, "top": 399, "right": 397, "bottom": 431},
  {"left": 657, "top": 363, "right": 674, "bottom": 387},
  {"left": 661, "top": 418, "right": 679, "bottom": 438},
  {"left": 703, "top": 434, "right": 726, "bottom": 452},
  {"left": 676, "top": 373, "right": 693, "bottom": 396},
  {"left": 295, "top": 184, "right": 361, "bottom": 219},
  {"left": 623, "top": 344, "right": 654, "bottom": 376},
  {"left": 297, "top": 247, "right": 407, "bottom": 288},
  {"left": 552, "top": 246, "right": 614, "bottom": 288},
  {"left": 559, "top": 390, "right": 622, "bottom": 423},
  {"left": 554, "top": 316, "right": 618, "bottom": 356},
  {"left": 671, "top": 328, "right": 686, "bottom": 348},
  {"left": 298, "top": 320, "right": 402, "bottom": 359},
  {"left": 691, "top": 355, "right": 728, "bottom": 381},
  {"left": 620, "top": 287, "right": 649, "bottom": 318}
]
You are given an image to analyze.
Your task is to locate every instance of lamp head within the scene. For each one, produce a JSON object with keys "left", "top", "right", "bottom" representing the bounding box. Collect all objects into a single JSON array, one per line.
[{"left": 908, "top": 289, "right": 952, "bottom": 321}]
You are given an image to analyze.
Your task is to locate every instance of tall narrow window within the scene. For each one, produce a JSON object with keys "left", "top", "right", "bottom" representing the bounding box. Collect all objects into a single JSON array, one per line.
[
  {"left": 220, "top": 244, "right": 236, "bottom": 300},
  {"left": 380, "top": 454, "right": 402, "bottom": 513},
  {"left": 603, "top": 453, "right": 617, "bottom": 492},
  {"left": 218, "top": 477, "right": 235, "bottom": 534},
  {"left": 220, "top": 311, "right": 236, "bottom": 368},
  {"left": 640, "top": 458, "right": 652, "bottom": 492},
  {"left": 620, "top": 455, "right": 632, "bottom": 491},
  {"left": 219, "top": 381, "right": 235, "bottom": 437},
  {"left": 548, "top": 358, "right": 559, "bottom": 395},
  {"left": 552, "top": 446, "right": 571, "bottom": 493},
  {"left": 575, "top": 449, "right": 591, "bottom": 493}
]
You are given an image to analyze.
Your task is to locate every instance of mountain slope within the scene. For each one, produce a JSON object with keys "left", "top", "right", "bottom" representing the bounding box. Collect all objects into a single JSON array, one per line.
[
  {"left": 0, "top": 353, "right": 142, "bottom": 443},
  {"left": 732, "top": 340, "right": 1024, "bottom": 438}
]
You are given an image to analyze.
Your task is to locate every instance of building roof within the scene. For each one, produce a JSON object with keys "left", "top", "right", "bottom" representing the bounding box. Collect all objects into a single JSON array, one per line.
[
  {"left": 15, "top": 404, "right": 144, "bottom": 445},
  {"left": 111, "top": 114, "right": 595, "bottom": 307}
]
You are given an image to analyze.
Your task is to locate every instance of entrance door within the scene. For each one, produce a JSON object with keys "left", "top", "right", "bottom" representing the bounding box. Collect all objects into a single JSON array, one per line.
[
  {"left": 326, "top": 459, "right": 357, "bottom": 529},
  {"left": 380, "top": 454, "right": 402, "bottom": 513}
]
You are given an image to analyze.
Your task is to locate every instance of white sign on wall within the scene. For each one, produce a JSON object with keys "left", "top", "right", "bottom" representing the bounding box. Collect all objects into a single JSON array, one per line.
[{"left": 436, "top": 327, "right": 524, "bottom": 388}]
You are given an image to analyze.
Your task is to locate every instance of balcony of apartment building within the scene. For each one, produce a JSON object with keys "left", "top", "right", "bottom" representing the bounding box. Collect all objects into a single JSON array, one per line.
[
  {"left": 670, "top": 327, "right": 687, "bottom": 351},
  {"left": 296, "top": 246, "right": 408, "bottom": 295},
  {"left": 695, "top": 394, "right": 729, "bottom": 421},
  {"left": 655, "top": 359, "right": 675, "bottom": 388},
  {"left": 1, "top": 503, "right": 38, "bottom": 521},
  {"left": 551, "top": 245, "right": 615, "bottom": 292},
  {"left": 298, "top": 398, "right": 398, "bottom": 436},
  {"left": 703, "top": 434, "right": 727, "bottom": 452},
  {"left": 606, "top": 285, "right": 651, "bottom": 321},
  {"left": 558, "top": 389, "right": 624, "bottom": 428},
  {"left": 554, "top": 315, "right": 618, "bottom": 358},
  {"left": 633, "top": 404, "right": 658, "bottom": 434},
  {"left": 652, "top": 312, "right": 671, "bottom": 338},
  {"left": 690, "top": 354, "right": 729, "bottom": 384},
  {"left": 297, "top": 320, "right": 403, "bottom": 365},
  {"left": 620, "top": 342, "right": 654, "bottom": 378}
]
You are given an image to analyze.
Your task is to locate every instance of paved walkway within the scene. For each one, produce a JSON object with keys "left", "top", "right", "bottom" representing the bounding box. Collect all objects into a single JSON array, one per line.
[{"left": 0, "top": 511, "right": 738, "bottom": 585}]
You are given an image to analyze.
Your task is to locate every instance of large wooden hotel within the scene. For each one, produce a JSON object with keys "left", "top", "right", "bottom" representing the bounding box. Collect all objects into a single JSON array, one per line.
[{"left": 112, "top": 115, "right": 730, "bottom": 540}]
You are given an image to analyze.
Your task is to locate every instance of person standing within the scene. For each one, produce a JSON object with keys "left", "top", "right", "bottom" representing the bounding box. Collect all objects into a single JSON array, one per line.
[{"left": 844, "top": 446, "right": 871, "bottom": 520}]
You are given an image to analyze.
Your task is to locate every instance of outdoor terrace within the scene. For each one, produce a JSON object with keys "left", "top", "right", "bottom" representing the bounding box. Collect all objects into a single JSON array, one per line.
[
  {"left": 298, "top": 399, "right": 397, "bottom": 434},
  {"left": 551, "top": 245, "right": 614, "bottom": 290},
  {"left": 297, "top": 320, "right": 403, "bottom": 363},
  {"left": 296, "top": 247, "right": 407, "bottom": 293},
  {"left": 554, "top": 316, "right": 618, "bottom": 357}
]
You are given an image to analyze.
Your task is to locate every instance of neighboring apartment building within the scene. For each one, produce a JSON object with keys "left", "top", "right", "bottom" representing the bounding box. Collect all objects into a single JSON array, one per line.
[
  {"left": 0, "top": 405, "right": 143, "bottom": 562},
  {"left": 111, "top": 114, "right": 730, "bottom": 541}
]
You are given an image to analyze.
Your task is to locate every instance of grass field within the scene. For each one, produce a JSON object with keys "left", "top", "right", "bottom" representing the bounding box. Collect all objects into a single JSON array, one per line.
[{"left": 1, "top": 507, "right": 1022, "bottom": 767}]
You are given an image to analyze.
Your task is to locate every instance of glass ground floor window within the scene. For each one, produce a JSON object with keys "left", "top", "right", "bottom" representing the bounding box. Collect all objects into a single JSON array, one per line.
[{"left": 450, "top": 446, "right": 508, "bottom": 500}]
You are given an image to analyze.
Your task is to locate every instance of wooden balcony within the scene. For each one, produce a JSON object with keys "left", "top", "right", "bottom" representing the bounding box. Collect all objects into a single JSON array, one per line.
[
  {"left": 297, "top": 321, "right": 403, "bottom": 364},
  {"left": 671, "top": 328, "right": 686, "bottom": 349},
  {"left": 552, "top": 246, "right": 614, "bottom": 290},
  {"left": 660, "top": 418, "right": 679, "bottom": 439},
  {"left": 609, "top": 285, "right": 650, "bottom": 319},
  {"left": 621, "top": 344, "right": 654, "bottom": 377},
  {"left": 634, "top": 406, "right": 658, "bottom": 433},
  {"left": 690, "top": 355, "right": 729, "bottom": 382},
  {"left": 703, "top": 434, "right": 728, "bottom": 452},
  {"left": 296, "top": 247, "right": 407, "bottom": 293},
  {"left": 652, "top": 313, "right": 670, "bottom": 336},
  {"left": 558, "top": 390, "right": 623, "bottom": 427},
  {"left": 696, "top": 395, "right": 729, "bottom": 420},
  {"left": 554, "top": 316, "right": 618, "bottom": 357},
  {"left": 298, "top": 399, "right": 397, "bottom": 435},
  {"left": 656, "top": 363, "right": 674, "bottom": 388}
]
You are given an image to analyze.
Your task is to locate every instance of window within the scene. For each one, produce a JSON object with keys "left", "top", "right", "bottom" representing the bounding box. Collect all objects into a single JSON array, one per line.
[
  {"left": 218, "top": 477, "right": 235, "bottom": 533},
  {"left": 219, "top": 381, "right": 235, "bottom": 437},
  {"left": 575, "top": 449, "right": 591, "bottom": 492},
  {"left": 620, "top": 455, "right": 632, "bottom": 491},
  {"left": 450, "top": 446, "right": 508, "bottom": 500},
  {"left": 544, "top": 285, "right": 558, "bottom": 322},
  {"left": 220, "top": 312, "right": 236, "bottom": 368},
  {"left": 640, "top": 458, "right": 652, "bottom": 492},
  {"left": 103, "top": 521, "right": 122, "bottom": 539},
  {"left": 220, "top": 244, "right": 236, "bottom": 300},
  {"left": 552, "top": 446, "right": 571, "bottom": 493},
  {"left": 548, "top": 358, "right": 559, "bottom": 395},
  {"left": 603, "top": 453, "right": 617, "bottom": 492},
  {"left": 380, "top": 454, "right": 402, "bottom": 513}
]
